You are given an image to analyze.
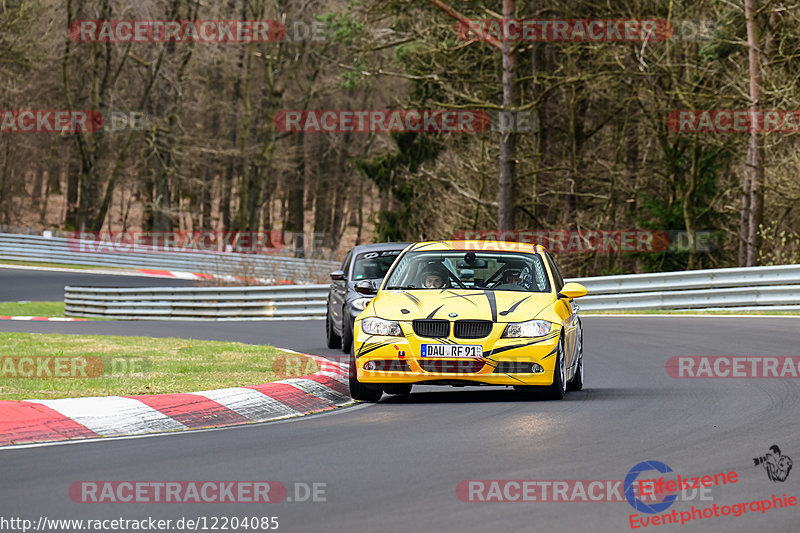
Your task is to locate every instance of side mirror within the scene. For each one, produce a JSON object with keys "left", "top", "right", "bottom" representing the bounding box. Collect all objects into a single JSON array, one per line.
[
  {"left": 354, "top": 280, "right": 377, "bottom": 295},
  {"left": 330, "top": 270, "right": 345, "bottom": 281},
  {"left": 558, "top": 282, "right": 587, "bottom": 299}
]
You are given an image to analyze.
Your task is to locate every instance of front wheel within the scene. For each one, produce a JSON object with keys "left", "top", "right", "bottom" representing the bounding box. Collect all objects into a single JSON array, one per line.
[
  {"left": 348, "top": 346, "right": 382, "bottom": 402},
  {"left": 543, "top": 336, "right": 567, "bottom": 401},
  {"left": 326, "top": 313, "right": 341, "bottom": 349},
  {"left": 341, "top": 318, "right": 354, "bottom": 353},
  {"left": 567, "top": 331, "right": 584, "bottom": 391}
]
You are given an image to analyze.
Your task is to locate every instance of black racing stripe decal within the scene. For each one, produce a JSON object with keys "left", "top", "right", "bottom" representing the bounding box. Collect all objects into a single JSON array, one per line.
[
  {"left": 426, "top": 305, "right": 444, "bottom": 319},
  {"left": 442, "top": 290, "right": 481, "bottom": 308},
  {"left": 356, "top": 335, "right": 376, "bottom": 355},
  {"left": 484, "top": 334, "right": 558, "bottom": 357},
  {"left": 356, "top": 341, "right": 378, "bottom": 356},
  {"left": 479, "top": 358, "right": 498, "bottom": 370},
  {"left": 403, "top": 292, "right": 422, "bottom": 309},
  {"left": 484, "top": 290, "right": 497, "bottom": 322},
  {"left": 479, "top": 355, "right": 525, "bottom": 383},
  {"left": 499, "top": 296, "right": 531, "bottom": 316},
  {"left": 541, "top": 344, "right": 559, "bottom": 360},
  {"left": 357, "top": 341, "right": 394, "bottom": 357}
]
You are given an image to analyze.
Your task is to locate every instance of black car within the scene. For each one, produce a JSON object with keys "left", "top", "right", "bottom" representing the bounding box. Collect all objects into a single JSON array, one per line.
[{"left": 326, "top": 242, "right": 410, "bottom": 352}]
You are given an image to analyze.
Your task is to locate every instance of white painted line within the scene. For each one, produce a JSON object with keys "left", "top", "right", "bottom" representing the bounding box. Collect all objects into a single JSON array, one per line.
[{"left": 26, "top": 397, "right": 187, "bottom": 436}]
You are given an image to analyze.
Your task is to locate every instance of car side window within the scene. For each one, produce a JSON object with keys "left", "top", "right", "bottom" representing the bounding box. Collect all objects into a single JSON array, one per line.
[
  {"left": 341, "top": 251, "right": 352, "bottom": 279},
  {"left": 545, "top": 252, "right": 565, "bottom": 292}
]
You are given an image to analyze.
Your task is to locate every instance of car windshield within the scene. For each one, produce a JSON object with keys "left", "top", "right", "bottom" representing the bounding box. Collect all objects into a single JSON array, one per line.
[
  {"left": 383, "top": 250, "right": 550, "bottom": 292},
  {"left": 352, "top": 250, "right": 403, "bottom": 280}
]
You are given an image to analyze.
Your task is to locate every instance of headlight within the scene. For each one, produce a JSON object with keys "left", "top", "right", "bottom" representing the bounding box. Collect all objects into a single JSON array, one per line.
[
  {"left": 502, "top": 320, "right": 552, "bottom": 338},
  {"left": 351, "top": 297, "right": 373, "bottom": 311},
  {"left": 361, "top": 317, "right": 404, "bottom": 337}
]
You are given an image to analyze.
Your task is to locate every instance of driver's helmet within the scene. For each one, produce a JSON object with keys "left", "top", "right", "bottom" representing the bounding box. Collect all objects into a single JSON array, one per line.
[
  {"left": 420, "top": 262, "right": 449, "bottom": 289},
  {"left": 502, "top": 268, "right": 522, "bottom": 285}
]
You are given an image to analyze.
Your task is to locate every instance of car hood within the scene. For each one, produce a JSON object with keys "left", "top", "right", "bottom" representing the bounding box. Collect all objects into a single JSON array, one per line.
[{"left": 370, "top": 289, "right": 556, "bottom": 323}]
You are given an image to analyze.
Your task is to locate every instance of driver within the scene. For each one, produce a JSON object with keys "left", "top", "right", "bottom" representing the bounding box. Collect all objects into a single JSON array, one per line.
[
  {"left": 502, "top": 268, "right": 522, "bottom": 285},
  {"left": 420, "top": 263, "right": 450, "bottom": 289}
]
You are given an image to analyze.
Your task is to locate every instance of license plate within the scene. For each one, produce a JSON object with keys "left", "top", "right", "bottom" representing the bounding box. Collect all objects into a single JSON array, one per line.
[{"left": 420, "top": 344, "right": 483, "bottom": 358}]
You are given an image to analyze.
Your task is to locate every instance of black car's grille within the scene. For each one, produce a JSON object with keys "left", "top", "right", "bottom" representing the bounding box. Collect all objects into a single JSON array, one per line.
[
  {"left": 412, "top": 319, "right": 450, "bottom": 338},
  {"left": 454, "top": 320, "right": 493, "bottom": 339}
]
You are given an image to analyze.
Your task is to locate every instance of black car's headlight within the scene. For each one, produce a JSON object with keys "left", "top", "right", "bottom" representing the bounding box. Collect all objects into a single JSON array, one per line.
[
  {"left": 502, "top": 320, "right": 553, "bottom": 338},
  {"left": 351, "top": 297, "right": 373, "bottom": 311},
  {"left": 361, "top": 317, "right": 404, "bottom": 337}
]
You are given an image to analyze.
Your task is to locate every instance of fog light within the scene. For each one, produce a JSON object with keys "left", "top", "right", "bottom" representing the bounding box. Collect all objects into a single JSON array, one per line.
[
  {"left": 363, "top": 361, "right": 377, "bottom": 370},
  {"left": 493, "top": 362, "right": 546, "bottom": 373}
]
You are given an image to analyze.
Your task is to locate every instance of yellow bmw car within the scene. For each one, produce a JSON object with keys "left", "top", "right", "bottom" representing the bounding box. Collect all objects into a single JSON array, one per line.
[{"left": 348, "top": 240, "right": 588, "bottom": 402}]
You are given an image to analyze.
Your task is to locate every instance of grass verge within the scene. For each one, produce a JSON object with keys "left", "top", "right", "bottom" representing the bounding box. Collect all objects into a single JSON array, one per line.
[
  {"left": 0, "top": 259, "right": 130, "bottom": 271},
  {"left": 0, "top": 301, "right": 67, "bottom": 318},
  {"left": 0, "top": 332, "right": 297, "bottom": 401}
]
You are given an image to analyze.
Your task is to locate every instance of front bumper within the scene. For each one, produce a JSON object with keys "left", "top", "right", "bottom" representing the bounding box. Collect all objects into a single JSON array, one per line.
[{"left": 353, "top": 319, "right": 560, "bottom": 386}]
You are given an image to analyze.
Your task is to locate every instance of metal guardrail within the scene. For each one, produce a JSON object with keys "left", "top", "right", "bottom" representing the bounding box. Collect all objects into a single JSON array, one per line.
[
  {"left": 0, "top": 233, "right": 338, "bottom": 284},
  {"left": 65, "top": 285, "right": 329, "bottom": 320},
  {"left": 571, "top": 264, "right": 800, "bottom": 295},
  {"left": 573, "top": 264, "right": 800, "bottom": 311},
  {"left": 63, "top": 264, "right": 800, "bottom": 320}
]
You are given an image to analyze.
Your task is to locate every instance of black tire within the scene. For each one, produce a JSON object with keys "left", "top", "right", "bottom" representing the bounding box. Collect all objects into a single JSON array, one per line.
[
  {"left": 567, "top": 331, "right": 584, "bottom": 392},
  {"left": 384, "top": 384, "right": 413, "bottom": 395},
  {"left": 543, "top": 335, "right": 567, "bottom": 401},
  {"left": 349, "top": 345, "right": 382, "bottom": 402},
  {"left": 341, "top": 317, "right": 354, "bottom": 353},
  {"left": 326, "top": 312, "right": 341, "bottom": 349}
]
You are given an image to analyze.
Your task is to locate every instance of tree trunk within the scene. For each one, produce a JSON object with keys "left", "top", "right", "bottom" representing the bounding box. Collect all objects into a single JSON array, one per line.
[
  {"left": 684, "top": 140, "right": 700, "bottom": 269},
  {"left": 498, "top": 0, "right": 517, "bottom": 231},
  {"left": 0, "top": 137, "right": 10, "bottom": 225},
  {"left": 312, "top": 135, "right": 332, "bottom": 250},
  {"left": 202, "top": 167, "right": 214, "bottom": 231},
  {"left": 287, "top": 132, "right": 306, "bottom": 258},
  {"left": 530, "top": 39, "right": 544, "bottom": 226},
  {"left": 744, "top": 0, "right": 764, "bottom": 266},
  {"left": 739, "top": 154, "right": 751, "bottom": 266}
]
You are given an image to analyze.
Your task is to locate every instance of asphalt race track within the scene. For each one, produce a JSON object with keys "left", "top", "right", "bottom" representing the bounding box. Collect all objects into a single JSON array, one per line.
[
  {"left": 1, "top": 272, "right": 799, "bottom": 532},
  {"left": 0, "top": 266, "right": 193, "bottom": 301}
]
